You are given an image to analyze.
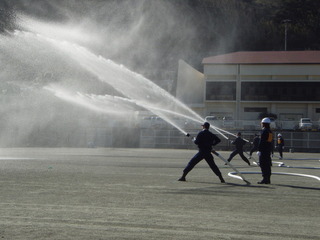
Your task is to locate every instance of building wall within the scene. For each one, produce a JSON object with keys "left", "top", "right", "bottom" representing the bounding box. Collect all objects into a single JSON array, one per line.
[
  {"left": 203, "top": 63, "right": 320, "bottom": 76},
  {"left": 176, "top": 60, "right": 205, "bottom": 105},
  {"left": 240, "top": 64, "right": 320, "bottom": 76},
  {"left": 202, "top": 63, "right": 320, "bottom": 122},
  {"left": 204, "top": 64, "right": 238, "bottom": 76},
  {"left": 205, "top": 102, "right": 235, "bottom": 119}
]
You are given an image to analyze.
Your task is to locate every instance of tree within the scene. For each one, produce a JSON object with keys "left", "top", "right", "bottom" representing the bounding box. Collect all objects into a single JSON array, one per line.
[
  {"left": 0, "top": 2, "right": 16, "bottom": 32},
  {"left": 273, "top": 0, "right": 320, "bottom": 50}
]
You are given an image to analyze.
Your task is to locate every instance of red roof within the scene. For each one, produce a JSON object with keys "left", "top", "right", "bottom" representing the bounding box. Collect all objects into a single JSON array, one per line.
[{"left": 202, "top": 51, "right": 320, "bottom": 64}]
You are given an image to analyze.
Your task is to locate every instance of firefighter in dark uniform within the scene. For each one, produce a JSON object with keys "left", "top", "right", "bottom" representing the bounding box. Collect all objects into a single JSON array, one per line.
[
  {"left": 249, "top": 133, "right": 260, "bottom": 159},
  {"left": 226, "top": 132, "right": 251, "bottom": 165},
  {"left": 257, "top": 118, "right": 273, "bottom": 184},
  {"left": 178, "top": 122, "right": 225, "bottom": 183},
  {"left": 276, "top": 133, "right": 285, "bottom": 159}
]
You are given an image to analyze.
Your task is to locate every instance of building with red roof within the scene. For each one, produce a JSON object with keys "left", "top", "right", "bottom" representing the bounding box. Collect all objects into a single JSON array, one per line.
[{"left": 177, "top": 51, "right": 320, "bottom": 130}]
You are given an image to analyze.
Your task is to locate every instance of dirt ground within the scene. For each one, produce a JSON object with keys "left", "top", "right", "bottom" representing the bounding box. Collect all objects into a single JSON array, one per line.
[{"left": 0, "top": 148, "right": 319, "bottom": 240}]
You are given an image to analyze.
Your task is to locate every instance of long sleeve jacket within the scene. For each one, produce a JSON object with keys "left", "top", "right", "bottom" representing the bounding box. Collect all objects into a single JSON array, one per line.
[
  {"left": 252, "top": 136, "right": 260, "bottom": 147},
  {"left": 194, "top": 129, "right": 221, "bottom": 152},
  {"left": 231, "top": 137, "right": 246, "bottom": 151},
  {"left": 258, "top": 128, "right": 273, "bottom": 153},
  {"left": 276, "top": 137, "right": 284, "bottom": 147}
]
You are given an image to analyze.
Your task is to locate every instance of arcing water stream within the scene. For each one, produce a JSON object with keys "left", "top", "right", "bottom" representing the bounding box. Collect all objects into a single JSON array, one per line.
[
  {"left": 8, "top": 29, "right": 206, "bottom": 136},
  {"left": 0, "top": 15, "right": 236, "bottom": 145},
  {"left": 2, "top": 16, "right": 318, "bottom": 184}
]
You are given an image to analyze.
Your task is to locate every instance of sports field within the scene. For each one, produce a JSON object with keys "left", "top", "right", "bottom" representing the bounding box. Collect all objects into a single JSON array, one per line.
[{"left": 0, "top": 148, "right": 319, "bottom": 240}]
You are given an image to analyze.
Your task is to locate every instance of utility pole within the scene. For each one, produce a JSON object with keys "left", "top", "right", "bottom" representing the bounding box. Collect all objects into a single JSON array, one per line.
[{"left": 283, "top": 19, "right": 291, "bottom": 51}]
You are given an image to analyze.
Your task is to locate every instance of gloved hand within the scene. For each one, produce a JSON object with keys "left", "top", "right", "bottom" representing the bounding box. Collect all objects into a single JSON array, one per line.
[{"left": 256, "top": 151, "right": 261, "bottom": 157}]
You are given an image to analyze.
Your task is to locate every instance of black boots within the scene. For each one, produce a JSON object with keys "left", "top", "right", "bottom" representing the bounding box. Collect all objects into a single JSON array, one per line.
[
  {"left": 257, "top": 179, "right": 271, "bottom": 184},
  {"left": 178, "top": 173, "right": 225, "bottom": 183},
  {"left": 178, "top": 172, "right": 187, "bottom": 181},
  {"left": 219, "top": 175, "right": 225, "bottom": 183},
  {"left": 178, "top": 176, "right": 186, "bottom": 181}
]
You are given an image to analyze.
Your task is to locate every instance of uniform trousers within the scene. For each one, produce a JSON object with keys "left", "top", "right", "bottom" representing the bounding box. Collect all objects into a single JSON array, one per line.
[
  {"left": 183, "top": 150, "right": 222, "bottom": 177},
  {"left": 228, "top": 150, "right": 250, "bottom": 164},
  {"left": 277, "top": 146, "right": 283, "bottom": 158},
  {"left": 259, "top": 153, "right": 272, "bottom": 182}
]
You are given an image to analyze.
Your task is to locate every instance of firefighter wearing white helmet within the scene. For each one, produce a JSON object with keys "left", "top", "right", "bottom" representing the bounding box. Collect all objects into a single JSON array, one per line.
[
  {"left": 276, "top": 133, "right": 285, "bottom": 159},
  {"left": 256, "top": 117, "right": 273, "bottom": 184},
  {"left": 261, "top": 117, "right": 271, "bottom": 123}
]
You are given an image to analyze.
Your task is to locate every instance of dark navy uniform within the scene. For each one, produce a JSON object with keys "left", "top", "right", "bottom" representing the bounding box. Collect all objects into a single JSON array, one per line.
[
  {"left": 249, "top": 135, "right": 260, "bottom": 157},
  {"left": 227, "top": 135, "right": 250, "bottom": 165},
  {"left": 179, "top": 128, "right": 224, "bottom": 182},
  {"left": 258, "top": 127, "right": 273, "bottom": 183},
  {"left": 276, "top": 135, "right": 285, "bottom": 159}
]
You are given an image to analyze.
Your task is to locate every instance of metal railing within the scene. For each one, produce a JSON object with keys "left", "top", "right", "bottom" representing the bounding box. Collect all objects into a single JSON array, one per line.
[
  {"left": 139, "top": 127, "right": 320, "bottom": 153},
  {"left": 1, "top": 121, "right": 319, "bottom": 152}
]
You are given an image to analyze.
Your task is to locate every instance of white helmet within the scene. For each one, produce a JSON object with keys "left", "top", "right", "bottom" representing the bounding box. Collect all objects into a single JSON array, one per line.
[
  {"left": 261, "top": 117, "right": 271, "bottom": 124},
  {"left": 278, "top": 133, "right": 282, "bottom": 137}
]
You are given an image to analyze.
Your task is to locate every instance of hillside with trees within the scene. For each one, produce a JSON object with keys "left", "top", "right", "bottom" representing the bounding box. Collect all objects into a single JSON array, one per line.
[{"left": 1, "top": 0, "right": 320, "bottom": 81}]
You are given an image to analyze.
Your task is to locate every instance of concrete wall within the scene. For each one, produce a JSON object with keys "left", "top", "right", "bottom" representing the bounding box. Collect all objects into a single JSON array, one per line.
[
  {"left": 240, "top": 64, "right": 320, "bottom": 76},
  {"left": 204, "top": 64, "right": 320, "bottom": 76},
  {"left": 176, "top": 60, "right": 205, "bottom": 105},
  {"left": 201, "top": 63, "right": 320, "bottom": 122}
]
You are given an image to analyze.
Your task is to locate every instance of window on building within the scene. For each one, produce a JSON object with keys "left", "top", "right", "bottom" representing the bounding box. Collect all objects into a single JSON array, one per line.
[
  {"left": 244, "top": 107, "right": 267, "bottom": 112},
  {"left": 206, "top": 82, "right": 236, "bottom": 100},
  {"left": 241, "top": 82, "right": 320, "bottom": 101},
  {"left": 207, "top": 75, "right": 236, "bottom": 80}
]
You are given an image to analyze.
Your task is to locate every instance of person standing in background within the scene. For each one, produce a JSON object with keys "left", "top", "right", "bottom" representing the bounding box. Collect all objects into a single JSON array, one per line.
[
  {"left": 257, "top": 118, "right": 273, "bottom": 184},
  {"left": 226, "top": 132, "right": 251, "bottom": 166},
  {"left": 249, "top": 133, "right": 260, "bottom": 159},
  {"left": 276, "top": 133, "right": 285, "bottom": 159}
]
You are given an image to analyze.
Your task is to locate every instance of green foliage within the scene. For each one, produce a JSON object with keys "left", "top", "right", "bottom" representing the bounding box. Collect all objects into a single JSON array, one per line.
[
  {"left": 1, "top": 0, "right": 319, "bottom": 74},
  {"left": 272, "top": 0, "right": 320, "bottom": 50},
  {"left": 0, "top": 3, "right": 16, "bottom": 32}
]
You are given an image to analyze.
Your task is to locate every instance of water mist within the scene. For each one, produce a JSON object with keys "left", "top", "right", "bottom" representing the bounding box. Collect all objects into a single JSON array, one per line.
[{"left": 0, "top": 16, "right": 207, "bottom": 147}]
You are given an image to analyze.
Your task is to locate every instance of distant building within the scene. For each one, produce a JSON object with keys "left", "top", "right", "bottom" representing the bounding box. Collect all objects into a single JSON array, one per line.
[{"left": 177, "top": 51, "right": 320, "bottom": 127}]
